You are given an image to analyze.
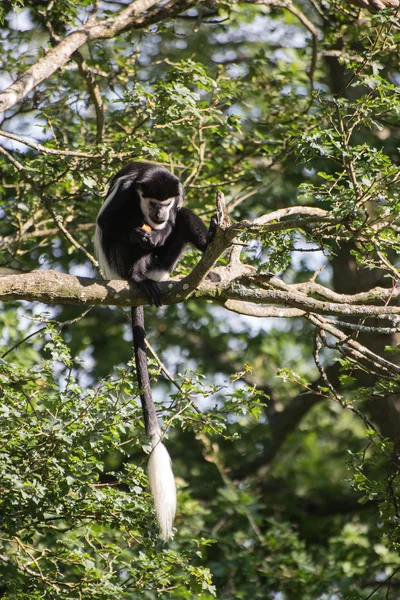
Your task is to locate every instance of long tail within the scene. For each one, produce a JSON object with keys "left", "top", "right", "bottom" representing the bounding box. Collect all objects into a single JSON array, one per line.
[{"left": 131, "top": 306, "right": 176, "bottom": 541}]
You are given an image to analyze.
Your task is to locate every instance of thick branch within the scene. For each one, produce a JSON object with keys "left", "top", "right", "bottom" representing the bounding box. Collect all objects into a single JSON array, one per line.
[
  {"left": 236, "top": 206, "right": 330, "bottom": 230},
  {"left": 268, "top": 277, "right": 400, "bottom": 305},
  {"left": 0, "top": 203, "right": 397, "bottom": 315},
  {"left": 1, "top": 203, "right": 398, "bottom": 380},
  {"left": 0, "top": 270, "right": 399, "bottom": 320},
  {"left": 225, "top": 282, "right": 400, "bottom": 319},
  {"left": 222, "top": 300, "right": 304, "bottom": 318}
]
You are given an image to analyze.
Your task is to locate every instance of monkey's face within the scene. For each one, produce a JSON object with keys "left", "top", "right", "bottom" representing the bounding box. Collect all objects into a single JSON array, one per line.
[
  {"left": 139, "top": 192, "right": 177, "bottom": 229},
  {"left": 148, "top": 198, "right": 175, "bottom": 225}
]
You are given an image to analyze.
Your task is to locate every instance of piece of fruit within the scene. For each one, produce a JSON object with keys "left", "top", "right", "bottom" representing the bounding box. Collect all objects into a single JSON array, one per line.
[{"left": 142, "top": 223, "right": 152, "bottom": 232}]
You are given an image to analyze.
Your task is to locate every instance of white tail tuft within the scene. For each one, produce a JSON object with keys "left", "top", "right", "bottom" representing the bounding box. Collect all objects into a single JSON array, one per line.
[{"left": 148, "top": 432, "right": 176, "bottom": 541}]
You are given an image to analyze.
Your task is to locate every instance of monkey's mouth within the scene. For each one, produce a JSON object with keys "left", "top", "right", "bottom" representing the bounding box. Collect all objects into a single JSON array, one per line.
[{"left": 152, "top": 217, "right": 167, "bottom": 225}]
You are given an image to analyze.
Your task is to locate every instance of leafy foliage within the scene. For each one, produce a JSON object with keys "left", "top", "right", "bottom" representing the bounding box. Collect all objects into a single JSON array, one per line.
[{"left": 1, "top": 1, "right": 400, "bottom": 598}]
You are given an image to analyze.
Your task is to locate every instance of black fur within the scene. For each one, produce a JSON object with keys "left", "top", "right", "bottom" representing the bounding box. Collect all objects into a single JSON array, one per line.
[
  {"left": 95, "top": 162, "right": 216, "bottom": 537},
  {"left": 96, "top": 162, "right": 215, "bottom": 307},
  {"left": 94, "top": 161, "right": 216, "bottom": 436}
]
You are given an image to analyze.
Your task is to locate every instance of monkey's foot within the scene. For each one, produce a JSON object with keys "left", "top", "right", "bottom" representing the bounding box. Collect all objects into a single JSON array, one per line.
[{"left": 137, "top": 279, "right": 163, "bottom": 308}]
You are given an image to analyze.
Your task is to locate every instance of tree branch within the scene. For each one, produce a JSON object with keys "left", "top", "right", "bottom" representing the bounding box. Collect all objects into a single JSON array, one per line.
[
  {"left": 1, "top": 203, "right": 398, "bottom": 380},
  {"left": 0, "top": 0, "right": 199, "bottom": 114},
  {"left": 0, "top": 205, "right": 397, "bottom": 316},
  {"left": 0, "top": 268, "right": 399, "bottom": 318}
]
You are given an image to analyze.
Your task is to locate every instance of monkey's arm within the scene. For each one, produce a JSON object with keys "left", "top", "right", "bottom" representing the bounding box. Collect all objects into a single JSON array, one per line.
[
  {"left": 154, "top": 209, "right": 215, "bottom": 278},
  {"left": 176, "top": 207, "right": 216, "bottom": 251}
]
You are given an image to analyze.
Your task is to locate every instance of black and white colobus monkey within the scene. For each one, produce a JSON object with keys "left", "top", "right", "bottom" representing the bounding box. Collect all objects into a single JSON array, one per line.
[{"left": 94, "top": 162, "right": 216, "bottom": 540}]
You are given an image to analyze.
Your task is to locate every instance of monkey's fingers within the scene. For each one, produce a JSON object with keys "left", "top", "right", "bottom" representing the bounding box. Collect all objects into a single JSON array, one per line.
[
  {"left": 130, "top": 229, "right": 149, "bottom": 245},
  {"left": 209, "top": 215, "right": 218, "bottom": 242},
  {"left": 139, "top": 280, "right": 163, "bottom": 308}
]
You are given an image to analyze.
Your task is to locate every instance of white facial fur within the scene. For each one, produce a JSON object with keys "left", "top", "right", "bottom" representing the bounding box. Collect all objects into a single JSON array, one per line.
[{"left": 139, "top": 191, "right": 176, "bottom": 230}]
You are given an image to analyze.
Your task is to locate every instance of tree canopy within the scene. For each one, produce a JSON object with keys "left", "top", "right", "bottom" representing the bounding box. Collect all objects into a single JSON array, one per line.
[{"left": 0, "top": 0, "right": 400, "bottom": 598}]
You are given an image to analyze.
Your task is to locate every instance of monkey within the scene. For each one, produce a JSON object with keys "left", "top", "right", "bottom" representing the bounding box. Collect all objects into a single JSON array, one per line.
[{"left": 94, "top": 162, "right": 216, "bottom": 540}]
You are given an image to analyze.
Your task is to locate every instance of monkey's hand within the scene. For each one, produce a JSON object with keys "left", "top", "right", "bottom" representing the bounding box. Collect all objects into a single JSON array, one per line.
[
  {"left": 208, "top": 215, "right": 218, "bottom": 243},
  {"left": 135, "top": 279, "right": 163, "bottom": 308},
  {"left": 129, "top": 228, "right": 157, "bottom": 249}
]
